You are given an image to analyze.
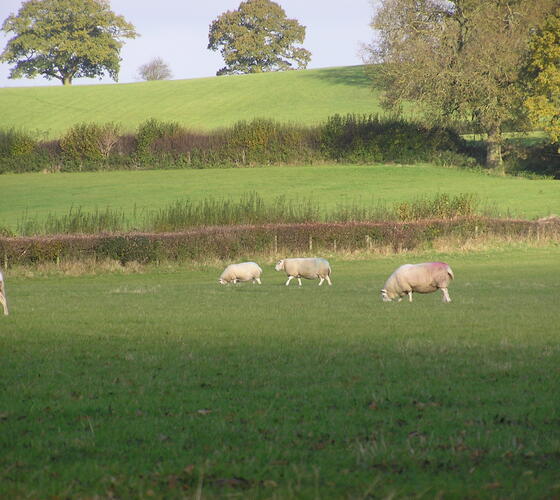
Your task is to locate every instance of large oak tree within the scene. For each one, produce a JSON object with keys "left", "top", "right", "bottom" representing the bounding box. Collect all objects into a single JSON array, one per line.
[
  {"left": 1, "top": 0, "right": 138, "bottom": 85},
  {"left": 366, "top": 0, "right": 555, "bottom": 172},
  {"left": 208, "top": 0, "right": 311, "bottom": 76}
]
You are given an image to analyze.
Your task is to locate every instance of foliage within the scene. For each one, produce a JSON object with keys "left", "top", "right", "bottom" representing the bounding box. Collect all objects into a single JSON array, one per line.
[
  {"left": 137, "top": 57, "right": 172, "bottom": 81},
  {"left": 2, "top": 217, "right": 556, "bottom": 265},
  {"left": 504, "top": 142, "right": 560, "bottom": 179},
  {"left": 320, "top": 114, "right": 465, "bottom": 164},
  {"left": 222, "top": 118, "right": 319, "bottom": 165},
  {"left": 59, "top": 122, "right": 122, "bottom": 162},
  {"left": 0, "top": 127, "right": 37, "bottom": 157},
  {"left": 0, "top": 0, "right": 138, "bottom": 85},
  {"left": 207, "top": 0, "right": 311, "bottom": 75},
  {"left": 0, "top": 114, "right": 476, "bottom": 172},
  {"left": 367, "top": 0, "right": 556, "bottom": 171},
  {"left": 135, "top": 118, "right": 184, "bottom": 159},
  {"left": 522, "top": 9, "right": 560, "bottom": 145}
]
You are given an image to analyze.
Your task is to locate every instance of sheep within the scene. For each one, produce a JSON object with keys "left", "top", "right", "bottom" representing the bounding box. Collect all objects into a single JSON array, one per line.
[
  {"left": 275, "top": 258, "right": 332, "bottom": 286},
  {"left": 381, "top": 262, "right": 454, "bottom": 303},
  {"left": 0, "top": 270, "right": 8, "bottom": 316},
  {"left": 219, "top": 262, "right": 262, "bottom": 285}
]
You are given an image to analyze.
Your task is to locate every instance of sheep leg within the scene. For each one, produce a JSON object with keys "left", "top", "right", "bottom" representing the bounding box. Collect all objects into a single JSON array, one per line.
[
  {"left": 0, "top": 291, "right": 8, "bottom": 316},
  {"left": 285, "top": 276, "right": 294, "bottom": 286},
  {"left": 297, "top": 277, "right": 302, "bottom": 287},
  {"left": 441, "top": 288, "right": 451, "bottom": 303},
  {"left": 408, "top": 291, "right": 413, "bottom": 302},
  {"left": 318, "top": 277, "right": 324, "bottom": 286},
  {"left": 325, "top": 275, "right": 332, "bottom": 286}
]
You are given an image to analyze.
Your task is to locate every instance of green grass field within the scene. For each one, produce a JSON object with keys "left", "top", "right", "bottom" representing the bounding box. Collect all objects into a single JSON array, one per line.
[
  {"left": 0, "top": 66, "right": 389, "bottom": 138},
  {"left": 1, "top": 247, "right": 559, "bottom": 498},
  {"left": 2, "top": 165, "right": 560, "bottom": 233}
]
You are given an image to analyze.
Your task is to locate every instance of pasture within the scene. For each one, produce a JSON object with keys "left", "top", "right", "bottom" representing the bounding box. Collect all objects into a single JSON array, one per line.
[
  {"left": 1, "top": 247, "right": 560, "bottom": 498},
  {"left": 0, "top": 66, "right": 387, "bottom": 138},
  {"left": 2, "top": 165, "right": 560, "bottom": 233}
]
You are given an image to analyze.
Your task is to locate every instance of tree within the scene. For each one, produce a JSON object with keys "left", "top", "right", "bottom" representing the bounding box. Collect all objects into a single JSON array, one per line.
[
  {"left": 522, "top": 9, "right": 560, "bottom": 146},
  {"left": 138, "top": 57, "right": 173, "bottom": 81},
  {"left": 0, "top": 0, "right": 138, "bottom": 85},
  {"left": 208, "top": 0, "right": 311, "bottom": 76},
  {"left": 366, "top": 0, "right": 556, "bottom": 172}
]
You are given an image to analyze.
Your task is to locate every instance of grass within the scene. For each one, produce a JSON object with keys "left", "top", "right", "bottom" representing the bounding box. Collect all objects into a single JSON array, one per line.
[
  {"left": 0, "top": 66, "right": 389, "bottom": 139},
  {"left": 12, "top": 192, "right": 480, "bottom": 236},
  {"left": 1, "top": 165, "right": 559, "bottom": 234},
  {"left": 1, "top": 246, "right": 560, "bottom": 498}
]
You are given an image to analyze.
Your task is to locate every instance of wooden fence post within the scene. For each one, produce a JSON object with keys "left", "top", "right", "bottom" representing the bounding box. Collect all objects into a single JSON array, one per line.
[{"left": 309, "top": 235, "right": 313, "bottom": 252}]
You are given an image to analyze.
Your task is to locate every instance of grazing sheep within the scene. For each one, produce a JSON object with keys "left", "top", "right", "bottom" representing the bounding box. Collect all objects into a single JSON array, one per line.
[
  {"left": 275, "top": 258, "right": 332, "bottom": 286},
  {"left": 381, "top": 262, "right": 454, "bottom": 303},
  {"left": 219, "top": 262, "right": 262, "bottom": 285},
  {"left": 0, "top": 270, "right": 8, "bottom": 316}
]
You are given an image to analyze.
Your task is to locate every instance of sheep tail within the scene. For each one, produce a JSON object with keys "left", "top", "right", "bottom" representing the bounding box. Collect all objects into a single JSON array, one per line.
[{"left": 447, "top": 266, "right": 454, "bottom": 280}]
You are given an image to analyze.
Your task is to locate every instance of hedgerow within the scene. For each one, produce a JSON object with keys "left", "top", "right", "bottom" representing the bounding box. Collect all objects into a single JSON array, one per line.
[
  {"left": 1, "top": 218, "right": 558, "bottom": 267},
  {"left": 0, "top": 115, "right": 477, "bottom": 173}
]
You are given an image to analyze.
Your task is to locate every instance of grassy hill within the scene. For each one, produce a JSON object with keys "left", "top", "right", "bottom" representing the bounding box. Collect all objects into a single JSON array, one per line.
[{"left": 0, "top": 66, "right": 390, "bottom": 139}]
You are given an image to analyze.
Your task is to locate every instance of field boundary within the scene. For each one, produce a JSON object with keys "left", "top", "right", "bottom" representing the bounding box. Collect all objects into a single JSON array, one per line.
[{"left": 1, "top": 217, "right": 559, "bottom": 267}]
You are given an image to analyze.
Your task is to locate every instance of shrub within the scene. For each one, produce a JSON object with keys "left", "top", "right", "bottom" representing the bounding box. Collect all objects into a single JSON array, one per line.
[
  {"left": 222, "top": 118, "right": 319, "bottom": 165},
  {"left": 0, "top": 128, "right": 37, "bottom": 157},
  {"left": 60, "top": 122, "right": 122, "bottom": 162},
  {"left": 320, "top": 114, "right": 466, "bottom": 164},
  {"left": 135, "top": 119, "right": 184, "bottom": 159},
  {"left": 504, "top": 142, "right": 560, "bottom": 179}
]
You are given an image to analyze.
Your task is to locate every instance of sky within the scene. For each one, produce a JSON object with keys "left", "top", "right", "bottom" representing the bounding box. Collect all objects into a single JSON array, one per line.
[{"left": 0, "top": 0, "right": 376, "bottom": 88}]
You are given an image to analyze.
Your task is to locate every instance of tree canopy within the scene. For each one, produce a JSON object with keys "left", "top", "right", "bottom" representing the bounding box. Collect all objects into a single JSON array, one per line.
[
  {"left": 208, "top": 0, "right": 311, "bottom": 76},
  {"left": 0, "top": 0, "right": 138, "bottom": 85},
  {"left": 523, "top": 8, "right": 560, "bottom": 146},
  {"left": 366, "top": 0, "right": 556, "bottom": 171},
  {"left": 138, "top": 57, "right": 172, "bottom": 81}
]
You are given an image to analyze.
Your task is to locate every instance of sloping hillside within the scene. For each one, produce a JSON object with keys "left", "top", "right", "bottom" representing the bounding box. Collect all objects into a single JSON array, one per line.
[{"left": 0, "top": 66, "right": 387, "bottom": 138}]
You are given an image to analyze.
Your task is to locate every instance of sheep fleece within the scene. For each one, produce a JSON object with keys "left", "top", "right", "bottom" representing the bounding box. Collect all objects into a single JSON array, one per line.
[
  {"left": 280, "top": 258, "right": 331, "bottom": 279},
  {"left": 219, "top": 262, "right": 262, "bottom": 283},
  {"left": 384, "top": 262, "right": 453, "bottom": 296}
]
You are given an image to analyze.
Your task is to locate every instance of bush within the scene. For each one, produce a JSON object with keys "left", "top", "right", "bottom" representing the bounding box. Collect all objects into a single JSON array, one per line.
[
  {"left": 320, "top": 114, "right": 466, "bottom": 164},
  {"left": 135, "top": 119, "right": 184, "bottom": 160},
  {"left": 60, "top": 122, "right": 122, "bottom": 162},
  {"left": 504, "top": 142, "right": 560, "bottom": 179},
  {"left": 221, "top": 118, "right": 320, "bottom": 165},
  {"left": 0, "top": 128, "right": 37, "bottom": 157}
]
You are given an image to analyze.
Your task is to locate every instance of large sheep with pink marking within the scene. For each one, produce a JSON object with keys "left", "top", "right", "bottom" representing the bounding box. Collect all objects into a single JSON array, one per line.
[
  {"left": 219, "top": 262, "right": 262, "bottom": 285},
  {"left": 0, "top": 269, "right": 8, "bottom": 315},
  {"left": 275, "top": 258, "right": 332, "bottom": 286},
  {"left": 381, "top": 262, "right": 454, "bottom": 303}
]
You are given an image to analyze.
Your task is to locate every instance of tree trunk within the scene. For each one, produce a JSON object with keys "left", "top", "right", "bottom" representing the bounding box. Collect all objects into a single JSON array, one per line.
[
  {"left": 486, "top": 124, "right": 504, "bottom": 175},
  {"left": 62, "top": 75, "right": 73, "bottom": 85}
]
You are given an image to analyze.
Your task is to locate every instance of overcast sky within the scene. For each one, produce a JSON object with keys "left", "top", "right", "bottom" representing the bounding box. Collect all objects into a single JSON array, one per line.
[{"left": 0, "top": 0, "right": 376, "bottom": 88}]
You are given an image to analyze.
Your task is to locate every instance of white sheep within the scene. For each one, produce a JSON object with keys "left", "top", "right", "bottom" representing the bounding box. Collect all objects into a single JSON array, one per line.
[
  {"left": 275, "top": 258, "right": 332, "bottom": 286},
  {"left": 219, "top": 262, "right": 262, "bottom": 285},
  {"left": 0, "top": 270, "right": 8, "bottom": 316},
  {"left": 381, "top": 262, "right": 454, "bottom": 303}
]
